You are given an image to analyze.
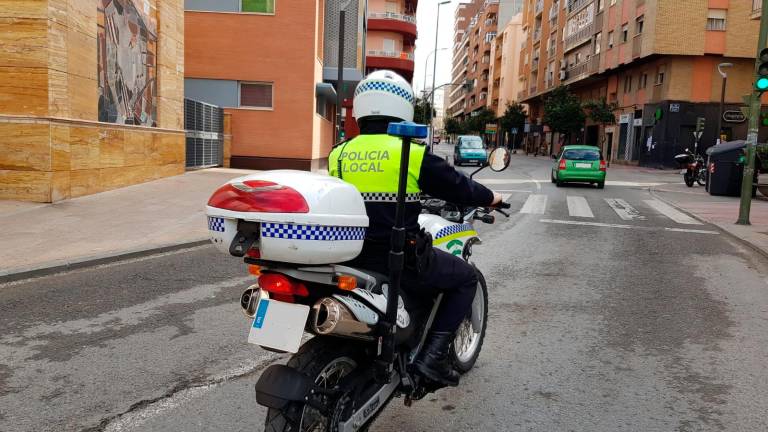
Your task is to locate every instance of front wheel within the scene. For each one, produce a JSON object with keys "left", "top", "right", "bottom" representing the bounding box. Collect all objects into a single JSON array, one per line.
[
  {"left": 696, "top": 168, "right": 707, "bottom": 186},
  {"left": 264, "top": 338, "right": 363, "bottom": 432},
  {"left": 451, "top": 269, "right": 488, "bottom": 373}
]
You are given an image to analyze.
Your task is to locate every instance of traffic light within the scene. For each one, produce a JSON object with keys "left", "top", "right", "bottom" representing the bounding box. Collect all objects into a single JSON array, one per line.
[
  {"left": 761, "top": 112, "right": 768, "bottom": 127},
  {"left": 756, "top": 48, "right": 768, "bottom": 93}
]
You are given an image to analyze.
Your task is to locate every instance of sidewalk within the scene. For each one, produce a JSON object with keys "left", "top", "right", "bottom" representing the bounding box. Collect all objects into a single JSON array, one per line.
[
  {"left": 0, "top": 168, "right": 256, "bottom": 281},
  {"left": 652, "top": 183, "right": 768, "bottom": 257}
]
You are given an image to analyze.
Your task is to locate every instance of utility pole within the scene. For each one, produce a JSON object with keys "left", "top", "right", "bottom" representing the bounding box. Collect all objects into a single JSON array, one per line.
[
  {"left": 737, "top": 0, "right": 768, "bottom": 225},
  {"left": 336, "top": 1, "right": 353, "bottom": 144}
]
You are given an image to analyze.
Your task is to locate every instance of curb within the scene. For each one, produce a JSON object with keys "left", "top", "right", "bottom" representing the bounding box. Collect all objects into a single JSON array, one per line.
[
  {"left": 649, "top": 185, "right": 768, "bottom": 261},
  {"left": 0, "top": 239, "right": 211, "bottom": 284}
]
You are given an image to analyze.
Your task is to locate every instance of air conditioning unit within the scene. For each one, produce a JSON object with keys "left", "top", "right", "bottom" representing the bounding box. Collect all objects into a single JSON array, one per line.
[{"left": 559, "top": 70, "right": 568, "bottom": 80}]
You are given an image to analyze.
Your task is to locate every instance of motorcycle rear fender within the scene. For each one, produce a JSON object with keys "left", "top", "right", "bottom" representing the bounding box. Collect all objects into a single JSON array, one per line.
[{"left": 255, "top": 364, "right": 312, "bottom": 409}]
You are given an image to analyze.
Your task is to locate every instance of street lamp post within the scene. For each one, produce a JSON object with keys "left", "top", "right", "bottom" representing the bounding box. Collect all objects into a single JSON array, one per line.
[
  {"left": 716, "top": 62, "right": 733, "bottom": 146},
  {"left": 335, "top": 0, "right": 353, "bottom": 144},
  {"left": 428, "top": 1, "right": 452, "bottom": 145},
  {"left": 421, "top": 48, "right": 448, "bottom": 128}
]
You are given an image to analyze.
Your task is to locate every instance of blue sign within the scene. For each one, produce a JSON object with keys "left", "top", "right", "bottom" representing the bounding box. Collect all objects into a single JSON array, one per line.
[{"left": 511, "top": 128, "right": 518, "bottom": 135}]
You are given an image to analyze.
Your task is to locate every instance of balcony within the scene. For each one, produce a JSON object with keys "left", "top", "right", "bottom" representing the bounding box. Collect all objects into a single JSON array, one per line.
[
  {"left": 532, "top": 57, "right": 540, "bottom": 70},
  {"left": 563, "top": 23, "right": 594, "bottom": 52},
  {"left": 535, "top": 0, "right": 544, "bottom": 16},
  {"left": 366, "top": 50, "right": 415, "bottom": 77},
  {"left": 632, "top": 35, "right": 642, "bottom": 58},
  {"left": 368, "top": 12, "right": 418, "bottom": 40},
  {"left": 566, "top": 0, "right": 591, "bottom": 14},
  {"left": 753, "top": 0, "right": 762, "bottom": 19},
  {"left": 530, "top": 84, "right": 538, "bottom": 95},
  {"left": 563, "top": 54, "right": 600, "bottom": 84},
  {"left": 533, "top": 28, "right": 542, "bottom": 42}
]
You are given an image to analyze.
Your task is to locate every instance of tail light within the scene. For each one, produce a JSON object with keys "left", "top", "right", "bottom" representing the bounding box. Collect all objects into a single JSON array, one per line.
[
  {"left": 599, "top": 160, "right": 607, "bottom": 172},
  {"left": 558, "top": 159, "right": 566, "bottom": 170},
  {"left": 207, "top": 180, "right": 309, "bottom": 213},
  {"left": 709, "top": 163, "right": 715, "bottom": 173},
  {"left": 258, "top": 273, "right": 309, "bottom": 297}
]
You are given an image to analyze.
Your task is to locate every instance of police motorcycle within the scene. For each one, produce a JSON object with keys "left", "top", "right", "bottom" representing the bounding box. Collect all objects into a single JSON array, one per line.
[{"left": 205, "top": 122, "right": 511, "bottom": 431}]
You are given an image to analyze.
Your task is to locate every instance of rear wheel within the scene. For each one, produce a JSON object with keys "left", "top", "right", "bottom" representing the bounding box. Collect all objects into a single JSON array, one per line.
[
  {"left": 696, "top": 167, "right": 707, "bottom": 186},
  {"left": 597, "top": 181, "right": 605, "bottom": 189},
  {"left": 264, "top": 338, "right": 362, "bottom": 432},
  {"left": 451, "top": 269, "right": 488, "bottom": 373},
  {"left": 684, "top": 171, "right": 695, "bottom": 187}
]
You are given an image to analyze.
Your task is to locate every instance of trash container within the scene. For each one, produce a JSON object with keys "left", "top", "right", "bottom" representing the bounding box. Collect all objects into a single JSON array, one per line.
[{"left": 706, "top": 140, "right": 758, "bottom": 197}]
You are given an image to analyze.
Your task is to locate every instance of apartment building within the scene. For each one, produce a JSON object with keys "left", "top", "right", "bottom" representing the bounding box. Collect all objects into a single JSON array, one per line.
[
  {"left": 488, "top": 12, "right": 525, "bottom": 116},
  {"left": 448, "top": 0, "right": 500, "bottom": 121},
  {"left": 366, "top": 0, "right": 418, "bottom": 82},
  {"left": 520, "top": 0, "right": 766, "bottom": 168},
  {"left": 185, "top": 0, "right": 366, "bottom": 170}
]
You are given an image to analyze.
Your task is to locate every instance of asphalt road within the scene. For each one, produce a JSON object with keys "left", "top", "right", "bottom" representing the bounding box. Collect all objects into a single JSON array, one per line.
[{"left": 2, "top": 153, "right": 767, "bottom": 432}]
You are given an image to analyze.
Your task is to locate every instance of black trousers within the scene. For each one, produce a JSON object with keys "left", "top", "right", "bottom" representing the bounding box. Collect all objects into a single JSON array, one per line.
[{"left": 350, "top": 243, "right": 478, "bottom": 333}]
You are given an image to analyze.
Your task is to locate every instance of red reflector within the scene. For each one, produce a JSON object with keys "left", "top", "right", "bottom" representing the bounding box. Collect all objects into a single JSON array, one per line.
[
  {"left": 600, "top": 160, "right": 607, "bottom": 172},
  {"left": 709, "top": 163, "right": 715, "bottom": 173},
  {"left": 558, "top": 159, "right": 566, "bottom": 170},
  {"left": 270, "top": 293, "right": 295, "bottom": 303},
  {"left": 246, "top": 247, "right": 261, "bottom": 259},
  {"left": 207, "top": 180, "right": 309, "bottom": 213},
  {"left": 258, "top": 273, "right": 309, "bottom": 297}
]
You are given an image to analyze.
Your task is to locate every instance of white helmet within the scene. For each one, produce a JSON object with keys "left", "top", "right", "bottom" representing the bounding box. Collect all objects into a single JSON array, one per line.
[{"left": 352, "top": 70, "right": 414, "bottom": 122}]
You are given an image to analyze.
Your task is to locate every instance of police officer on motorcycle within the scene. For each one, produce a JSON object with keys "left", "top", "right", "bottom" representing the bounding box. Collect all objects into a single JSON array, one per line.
[{"left": 329, "top": 70, "right": 502, "bottom": 387}]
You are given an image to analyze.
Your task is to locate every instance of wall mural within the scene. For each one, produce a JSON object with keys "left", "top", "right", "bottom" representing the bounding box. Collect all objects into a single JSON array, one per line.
[{"left": 97, "top": 0, "right": 158, "bottom": 126}]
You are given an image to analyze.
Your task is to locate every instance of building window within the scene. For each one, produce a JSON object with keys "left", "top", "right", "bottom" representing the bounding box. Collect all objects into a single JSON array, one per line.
[
  {"left": 639, "top": 73, "right": 648, "bottom": 89},
  {"left": 385, "top": 0, "right": 398, "bottom": 13},
  {"left": 241, "top": 0, "right": 275, "bottom": 14},
  {"left": 594, "top": 32, "right": 602, "bottom": 54},
  {"left": 707, "top": 9, "right": 727, "bottom": 31},
  {"left": 656, "top": 67, "right": 665, "bottom": 85},
  {"left": 240, "top": 82, "right": 273, "bottom": 108},
  {"left": 610, "top": 0, "right": 616, "bottom": 5},
  {"left": 623, "top": 75, "right": 632, "bottom": 93},
  {"left": 621, "top": 24, "right": 629, "bottom": 43},
  {"left": 597, "top": 0, "right": 604, "bottom": 11},
  {"left": 636, "top": 15, "right": 644, "bottom": 35},
  {"left": 383, "top": 39, "right": 396, "bottom": 53},
  {"left": 608, "top": 31, "right": 614, "bottom": 48}
]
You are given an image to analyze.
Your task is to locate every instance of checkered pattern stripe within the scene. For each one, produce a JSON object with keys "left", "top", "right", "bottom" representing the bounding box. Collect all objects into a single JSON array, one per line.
[
  {"left": 208, "top": 217, "right": 225, "bottom": 232},
  {"left": 361, "top": 192, "right": 421, "bottom": 203},
  {"left": 435, "top": 223, "right": 474, "bottom": 239},
  {"left": 261, "top": 223, "right": 366, "bottom": 241},
  {"left": 354, "top": 80, "right": 414, "bottom": 104}
]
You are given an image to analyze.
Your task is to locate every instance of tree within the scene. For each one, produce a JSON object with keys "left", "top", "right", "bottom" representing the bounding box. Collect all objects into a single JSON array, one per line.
[
  {"left": 543, "top": 85, "right": 586, "bottom": 141},
  {"left": 413, "top": 98, "right": 435, "bottom": 124},
  {"left": 582, "top": 98, "right": 617, "bottom": 145},
  {"left": 498, "top": 102, "right": 527, "bottom": 147},
  {"left": 465, "top": 108, "right": 496, "bottom": 136},
  {"left": 444, "top": 117, "right": 465, "bottom": 135}
]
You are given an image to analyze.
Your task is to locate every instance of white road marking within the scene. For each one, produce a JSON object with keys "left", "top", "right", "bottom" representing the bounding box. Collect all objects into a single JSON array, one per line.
[
  {"left": 605, "top": 198, "right": 646, "bottom": 221},
  {"left": 520, "top": 194, "right": 548, "bottom": 214},
  {"left": 566, "top": 196, "right": 594, "bottom": 218},
  {"left": 539, "top": 219, "right": 719, "bottom": 235},
  {"left": 477, "top": 179, "right": 666, "bottom": 187},
  {"left": 493, "top": 189, "right": 533, "bottom": 194},
  {"left": 643, "top": 199, "right": 703, "bottom": 225}
]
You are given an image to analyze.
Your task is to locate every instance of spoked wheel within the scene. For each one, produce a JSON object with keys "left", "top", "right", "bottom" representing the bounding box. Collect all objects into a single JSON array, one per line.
[
  {"left": 451, "top": 269, "right": 488, "bottom": 373},
  {"left": 264, "top": 338, "right": 361, "bottom": 432},
  {"left": 696, "top": 168, "right": 707, "bottom": 186}
]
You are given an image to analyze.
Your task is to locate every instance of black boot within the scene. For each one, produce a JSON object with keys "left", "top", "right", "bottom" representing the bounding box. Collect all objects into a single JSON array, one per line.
[{"left": 413, "top": 331, "right": 460, "bottom": 387}]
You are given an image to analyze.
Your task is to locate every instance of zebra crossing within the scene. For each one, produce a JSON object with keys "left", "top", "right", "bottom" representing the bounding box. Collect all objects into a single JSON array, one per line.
[{"left": 517, "top": 193, "right": 709, "bottom": 230}]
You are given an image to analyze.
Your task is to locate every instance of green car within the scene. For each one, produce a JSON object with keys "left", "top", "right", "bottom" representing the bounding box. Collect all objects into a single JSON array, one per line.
[
  {"left": 551, "top": 145, "right": 607, "bottom": 189},
  {"left": 453, "top": 136, "right": 487, "bottom": 166}
]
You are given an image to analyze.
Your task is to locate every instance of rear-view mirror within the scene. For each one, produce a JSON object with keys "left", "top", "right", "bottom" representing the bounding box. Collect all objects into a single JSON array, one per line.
[{"left": 488, "top": 147, "right": 511, "bottom": 172}]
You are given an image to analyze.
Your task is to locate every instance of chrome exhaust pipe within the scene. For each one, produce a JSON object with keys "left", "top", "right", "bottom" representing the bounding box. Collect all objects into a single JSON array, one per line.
[
  {"left": 240, "top": 286, "right": 263, "bottom": 319},
  {"left": 311, "top": 297, "right": 373, "bottom": 340}
]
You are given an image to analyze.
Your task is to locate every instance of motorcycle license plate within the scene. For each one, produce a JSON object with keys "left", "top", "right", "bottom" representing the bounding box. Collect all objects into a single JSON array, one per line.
[
  {"left": 247, "top": 299, "right": 309, "bottom": 353},
  {"left": 680, "top": 169, "right": 688, "bottom": 174}
]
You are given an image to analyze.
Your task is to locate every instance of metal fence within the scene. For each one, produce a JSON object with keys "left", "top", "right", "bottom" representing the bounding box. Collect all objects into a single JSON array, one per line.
[{"left": 184, "top": 98, "right": 223, "bottom": 169}]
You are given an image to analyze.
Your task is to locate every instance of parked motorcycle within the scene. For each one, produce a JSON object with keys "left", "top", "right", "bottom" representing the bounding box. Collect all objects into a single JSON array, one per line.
[
  {"left": 206, "top": 124, "right": 511, "bottom": 432},
  {"left": 674, "top": 148, "right": 706, "bottom": 187}
]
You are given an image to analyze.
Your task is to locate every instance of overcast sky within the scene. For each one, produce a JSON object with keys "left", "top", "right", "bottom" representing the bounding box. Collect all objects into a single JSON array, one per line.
[{"left": 412, "top": 0, "right": 460, "bottom": 95}]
